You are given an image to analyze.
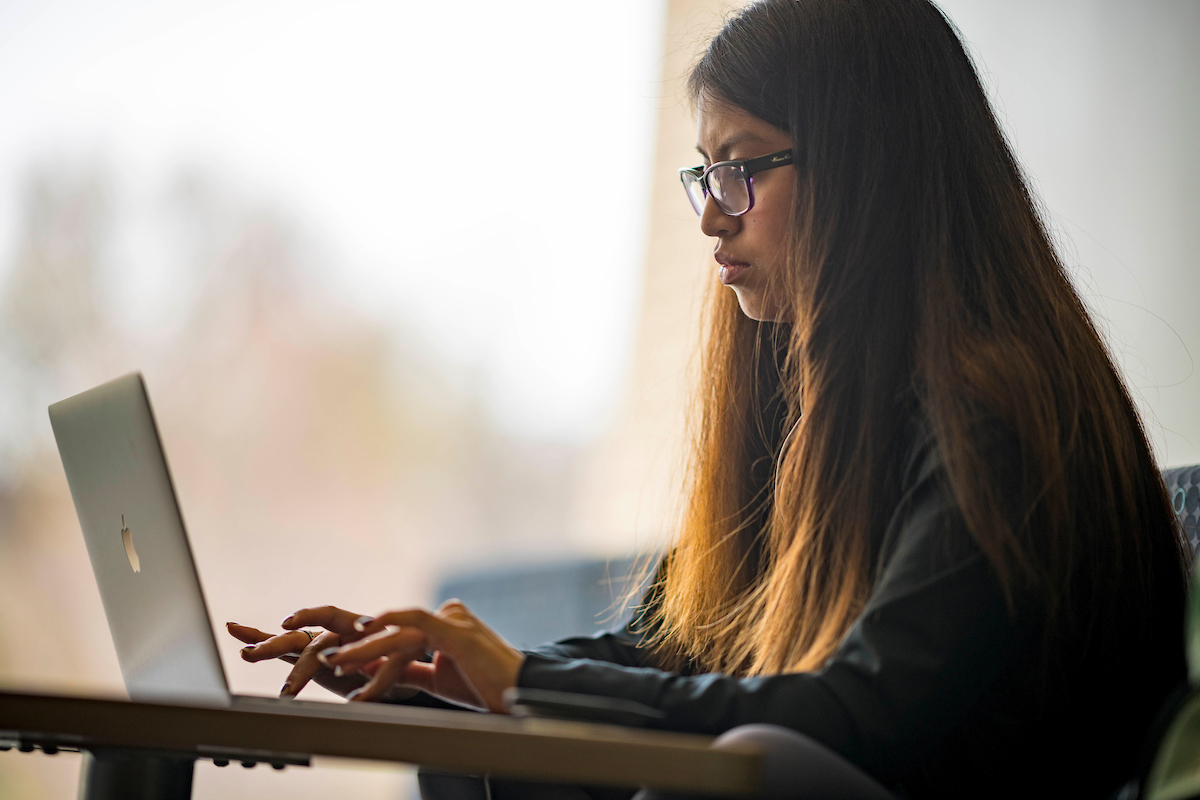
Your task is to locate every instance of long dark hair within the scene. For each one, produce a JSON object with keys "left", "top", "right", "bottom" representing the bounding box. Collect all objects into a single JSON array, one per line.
[{"left": 649, "top": 0, "right": 1187, "bottom": 676}]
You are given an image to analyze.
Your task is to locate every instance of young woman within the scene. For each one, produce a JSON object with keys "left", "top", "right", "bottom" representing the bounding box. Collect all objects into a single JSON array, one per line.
[{"left": 230, "top": 1, "right": 1189, "bottom": 796}]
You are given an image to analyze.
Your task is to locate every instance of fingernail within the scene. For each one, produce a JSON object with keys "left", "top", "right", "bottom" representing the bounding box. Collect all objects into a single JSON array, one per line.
[
  {"left": 226, "top": 621, "right": 236, "bottom": 628},
  {"left": 353, "top": 616, "right": 373, "bottom": 632},
  {"left": 317, "top": 647, "right": 339, "bottom": 666},
  {"left": 281, "top": 615, "right": 296, "bottom": 628},
  {"left": 279, "top": 682, "right": 292, "bottom": 697},
  {"left": 346, "top": 688, "right": 363, "bottom": 701},
  {"left": 333, "top": 665, "right": 345, "bottom": 677},
  {"left": 241, "top": 645, "right": 256, "bottom": 655}
]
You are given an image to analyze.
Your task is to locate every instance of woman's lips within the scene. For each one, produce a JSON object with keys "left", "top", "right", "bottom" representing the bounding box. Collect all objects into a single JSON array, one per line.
[{"left": 717, "top": 260, "right": 751, "bottom": 285}]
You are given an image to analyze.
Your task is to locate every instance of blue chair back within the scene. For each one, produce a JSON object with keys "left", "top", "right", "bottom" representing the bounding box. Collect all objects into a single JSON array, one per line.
[
  {"left": 434, "top": 556, "right": 645, "bottom": 650},
  {"left": 1162, "top": 466, "right": 1200, "bottom": 558}
]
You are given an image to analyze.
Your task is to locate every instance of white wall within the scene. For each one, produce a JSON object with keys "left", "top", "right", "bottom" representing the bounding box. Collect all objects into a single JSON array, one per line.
[{"left": 939, "top": 0, "right": 1200, "bottom": 466}]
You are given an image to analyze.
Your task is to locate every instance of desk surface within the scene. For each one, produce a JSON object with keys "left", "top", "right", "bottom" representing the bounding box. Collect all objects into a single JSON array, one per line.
[{"left": 0, "top": 690, "right": 760, "bottom": 795}]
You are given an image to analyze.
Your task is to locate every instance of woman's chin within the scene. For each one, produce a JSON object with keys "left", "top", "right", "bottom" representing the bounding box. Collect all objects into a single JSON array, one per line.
[{"left": 732, "top": 288, "right": 790, "bottom": 323}]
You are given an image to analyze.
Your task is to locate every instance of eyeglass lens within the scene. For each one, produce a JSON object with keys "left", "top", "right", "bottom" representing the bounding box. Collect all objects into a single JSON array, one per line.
[
  {"left": 683, "top": 172, "right": 708, "bottom": 216},
  {"left": 682, "top": 164, "right": 751, "bottom": 217}
]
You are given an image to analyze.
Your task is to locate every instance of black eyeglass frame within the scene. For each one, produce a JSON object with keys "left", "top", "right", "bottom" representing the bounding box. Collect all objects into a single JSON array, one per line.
[{"left": 679, "top": 149, "right": 794, "bottom": 217}]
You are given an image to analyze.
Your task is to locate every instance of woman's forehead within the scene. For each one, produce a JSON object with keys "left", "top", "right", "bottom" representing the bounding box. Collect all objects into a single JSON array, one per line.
[{"left": 695, "top": 96, "right": 789, "bottom": 161}]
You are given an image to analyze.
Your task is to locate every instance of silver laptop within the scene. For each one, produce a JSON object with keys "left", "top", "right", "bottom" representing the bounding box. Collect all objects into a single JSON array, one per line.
[
  {"left": 49, "top": 372, "right": 237, "bottom": 706},
  {"left": 49, "top": 372, "right": 401, "bottom": 715}
]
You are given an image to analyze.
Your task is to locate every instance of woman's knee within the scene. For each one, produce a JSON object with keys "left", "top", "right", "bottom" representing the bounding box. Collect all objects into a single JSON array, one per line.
[{"left": 715, "top": 725, "right": 897, "bottom": 800}]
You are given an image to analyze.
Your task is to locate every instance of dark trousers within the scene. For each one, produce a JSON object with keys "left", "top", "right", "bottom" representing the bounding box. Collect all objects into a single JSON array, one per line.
[{"left": 417, "top": 772, "right": 635, "bottom": 800}]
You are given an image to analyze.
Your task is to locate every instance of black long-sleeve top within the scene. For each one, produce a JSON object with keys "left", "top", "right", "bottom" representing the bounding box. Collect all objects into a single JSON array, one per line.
[{"left": 516, "top": 418, "right": 1187, "bottom": 799}]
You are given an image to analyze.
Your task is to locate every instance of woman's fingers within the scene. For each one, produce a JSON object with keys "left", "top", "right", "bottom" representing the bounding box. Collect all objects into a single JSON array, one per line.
[
  {"left": 280, "top": 605, "right": 365, "bottom": 637},
  {"left": 238, "top": 628, "right": 315, "bottom": 663},
  {"left": 336, "top": 609, "right": 486, "bottom": 709},
  {"left": 415, "top": 651, "right": 486, "bottom": 709},
  {"left": 354, "top": 607, "right": 455, "bottom": 639},
  {"left": 225, "top": 623, "right": 299, "bottom": 665},
  {"left": 281, "top": 630, "right": 340, "bottom": 696},
  {"left": 226, "top": 622, "right": 273, "bottom": 645},
  {"left": 397, "top": 660, "right": 438, "bottom": 695},
  {"left": 339, "top": 601, "right": 523, "bottom": 712},
  {"left": 348, "top": 653, "right": 412, "bottom": 703},
  {"left": 325, "top": 627, "right": 428, "bottom": 674}
]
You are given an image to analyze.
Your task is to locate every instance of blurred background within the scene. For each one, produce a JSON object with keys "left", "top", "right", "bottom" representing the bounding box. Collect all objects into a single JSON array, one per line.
[{"left": 1, "top": 0, "right": 1197, "bottom": 797}]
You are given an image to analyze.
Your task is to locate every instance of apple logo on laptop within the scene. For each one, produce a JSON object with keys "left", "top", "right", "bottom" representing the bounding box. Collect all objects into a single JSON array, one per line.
[{"left": 120, "top": 515, "right": 141, "bottom": 573}]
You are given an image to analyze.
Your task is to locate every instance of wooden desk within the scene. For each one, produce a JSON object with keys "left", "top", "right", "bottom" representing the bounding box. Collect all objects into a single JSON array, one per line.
[{"left": 0, "top": 689, "right": 760, "bottom": 797}]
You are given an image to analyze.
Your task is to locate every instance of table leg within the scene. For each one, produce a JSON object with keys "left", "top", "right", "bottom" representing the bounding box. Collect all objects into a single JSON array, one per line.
[{"left": 80, "top": 748, "right": 194, "bottom": 800}]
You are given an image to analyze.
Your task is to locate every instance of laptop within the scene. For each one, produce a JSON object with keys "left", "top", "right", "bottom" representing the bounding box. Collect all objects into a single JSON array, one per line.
[{"left": 48, "top": 372, "right": 392, "bottom": 713}]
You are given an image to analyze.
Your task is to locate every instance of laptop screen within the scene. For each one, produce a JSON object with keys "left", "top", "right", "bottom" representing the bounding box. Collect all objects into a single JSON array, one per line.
[{"left": 49, "top": 372, "right": 230, "bottom": 706}]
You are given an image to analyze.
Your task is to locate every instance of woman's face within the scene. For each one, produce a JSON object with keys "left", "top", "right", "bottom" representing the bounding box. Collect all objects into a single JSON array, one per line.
[{"left": 695, "top": 94, "right": 795, "bottom": 322}]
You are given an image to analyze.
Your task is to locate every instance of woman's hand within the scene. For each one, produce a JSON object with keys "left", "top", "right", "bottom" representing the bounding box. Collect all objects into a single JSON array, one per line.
[
  {"left": 282, "top": 600, "right": 525, "bottom": 712},
  {"left": 227, "top": 605, "right": 412, "bottom": 699}
]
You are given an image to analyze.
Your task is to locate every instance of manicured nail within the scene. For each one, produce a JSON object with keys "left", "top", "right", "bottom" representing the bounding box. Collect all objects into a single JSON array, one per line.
[
  {"left": 281, "top": 615, "right": 296, "bottom": 628},
  {"left": 317, "top": 647, "right": 339, "bottom": 667},
  {"left": 240, "top": 645, "right": 256, "bottom": 656},
  {"left": 346, "top": 688, "right": 364, "bottom": 701},
  {"left": 226, "top": 621, "right": 237, "bottom": 628},
  {"left": 279, "top": 682, "right": 292, "bottom": 697},
  {"left": 353, "top": 616, "right": 373, "bottom": 632}
]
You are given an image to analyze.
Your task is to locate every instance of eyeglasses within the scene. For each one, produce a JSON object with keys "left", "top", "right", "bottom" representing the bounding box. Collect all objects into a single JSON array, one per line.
[{"left": 679, "top": 149, "right": 794, "bottom": 217}]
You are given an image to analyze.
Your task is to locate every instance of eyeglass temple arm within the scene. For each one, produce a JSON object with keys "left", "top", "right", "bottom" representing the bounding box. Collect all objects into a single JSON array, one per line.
[{"left": 743, "top": 150, "right": 794, "bottom": 176}]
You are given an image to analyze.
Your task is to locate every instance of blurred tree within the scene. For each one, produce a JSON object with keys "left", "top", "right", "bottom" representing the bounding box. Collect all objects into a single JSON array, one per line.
[{"left": 0, "top": 165, "right": 114, "bottom": 481}]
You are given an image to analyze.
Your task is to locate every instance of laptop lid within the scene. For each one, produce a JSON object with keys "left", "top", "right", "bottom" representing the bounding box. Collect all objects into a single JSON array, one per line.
[{"left": 49, "top": 372, "right": 230, "bottom": 706}]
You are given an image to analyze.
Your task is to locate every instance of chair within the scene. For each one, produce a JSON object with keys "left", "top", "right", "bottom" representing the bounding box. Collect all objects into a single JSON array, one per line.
[
  {"left": 1162, "top": 465, "right": 1200, "bottom": 557},
  {"left": 1124, "top": 467, "right": 1200, "bottom": 800}
]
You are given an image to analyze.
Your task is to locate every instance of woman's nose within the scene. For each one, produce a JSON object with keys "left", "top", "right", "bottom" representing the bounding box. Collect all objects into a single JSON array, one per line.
[{"left": 699, "top": 196, "right": 739, "bottom": 238}]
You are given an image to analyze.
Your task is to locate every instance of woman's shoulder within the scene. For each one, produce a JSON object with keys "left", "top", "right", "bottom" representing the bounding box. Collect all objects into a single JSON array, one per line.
[
  {"left": 884, "top": 388, "right": 1186, "bottom": 615},
  {"left": 875, "top": 397, "right": 1058, "bottom": 592},
  {"left": 891, "top": 395, "right": 1020, "bottom": 499}
]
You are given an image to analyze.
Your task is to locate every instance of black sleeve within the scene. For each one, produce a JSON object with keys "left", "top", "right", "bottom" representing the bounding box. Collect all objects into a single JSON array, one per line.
[
  {"left": 526, "top": 627, "right": 650, "bottom": 668},
  {"left": 517, "top": 432, "right": 1024, "bottom": 784}
]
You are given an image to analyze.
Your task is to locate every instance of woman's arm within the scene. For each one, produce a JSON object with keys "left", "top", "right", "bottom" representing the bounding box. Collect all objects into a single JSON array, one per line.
[
  {"left": 526, "top": 627, "right": 650, "bottom": 668},
  {"left": 515, "top": 436, "right": 1024, "bottom": 783}
]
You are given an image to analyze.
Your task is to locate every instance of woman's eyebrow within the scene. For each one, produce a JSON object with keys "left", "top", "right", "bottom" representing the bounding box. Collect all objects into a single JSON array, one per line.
[{"left": 696, "top": 132, "right": 767, "bottom": 162}]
